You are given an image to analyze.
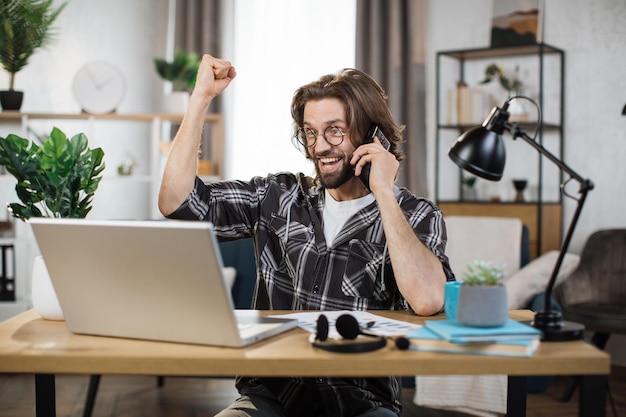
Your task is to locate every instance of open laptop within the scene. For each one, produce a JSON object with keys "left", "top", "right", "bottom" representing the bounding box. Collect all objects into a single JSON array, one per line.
[{"left": 29, "top": 218, "right": 298, "bottom": 347}]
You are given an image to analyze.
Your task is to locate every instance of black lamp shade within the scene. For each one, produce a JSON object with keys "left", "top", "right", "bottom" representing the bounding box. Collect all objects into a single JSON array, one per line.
[{"left": 448, "top": 126, "right": 506, "bottom": 181}]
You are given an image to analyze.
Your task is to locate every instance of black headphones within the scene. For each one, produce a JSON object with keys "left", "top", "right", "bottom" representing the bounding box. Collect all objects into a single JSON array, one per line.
[{"left": 311, "top": 313, "right": 388, "bottom": 353}]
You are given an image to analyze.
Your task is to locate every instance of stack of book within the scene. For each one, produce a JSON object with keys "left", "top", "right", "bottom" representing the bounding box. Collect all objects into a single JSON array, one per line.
[{"left": 405, "top": 319, "right": 542, "bottom": 357}]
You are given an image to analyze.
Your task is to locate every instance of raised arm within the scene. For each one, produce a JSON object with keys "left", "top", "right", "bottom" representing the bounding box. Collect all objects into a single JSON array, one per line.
[{"left": 158, "top": 55, "right": 236, "bottom": 216}]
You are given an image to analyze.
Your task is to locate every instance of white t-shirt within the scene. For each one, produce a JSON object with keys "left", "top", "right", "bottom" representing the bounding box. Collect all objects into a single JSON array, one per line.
[{"left": 323, "top": 189, "right": 375, "bottom": 247}]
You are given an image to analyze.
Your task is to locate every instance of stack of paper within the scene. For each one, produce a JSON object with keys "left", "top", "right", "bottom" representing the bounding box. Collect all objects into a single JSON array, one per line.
[{"left": 405, "top": 319, "right": 542, "bottom": 357}]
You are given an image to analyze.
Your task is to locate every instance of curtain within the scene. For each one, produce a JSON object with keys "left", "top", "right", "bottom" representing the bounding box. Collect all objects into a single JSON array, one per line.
[
  {"left": 356, "top": 0, "right": 428, "bottom": 197},
  {"left": 172, "top": 0, "right": 222, "bottom": 166}
]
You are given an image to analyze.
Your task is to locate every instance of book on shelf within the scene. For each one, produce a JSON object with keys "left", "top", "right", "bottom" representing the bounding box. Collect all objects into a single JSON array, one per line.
[
  {"left": 405, "top": 326, "right": 540, "bottom": 357},
  {"left": 424, "top": 318, "right": 542, "bottom": 344}
]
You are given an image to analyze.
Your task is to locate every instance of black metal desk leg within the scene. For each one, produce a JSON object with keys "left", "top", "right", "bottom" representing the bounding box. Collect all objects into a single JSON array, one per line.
[
  {"left": 579, "top": 375, "right": 606, "bottom": 417},
  {"left": 507, "top": 376, "right": 527, "bottom": 417},
  {"left": 35, "top": 374, "right": 56, "bottom": 417}
]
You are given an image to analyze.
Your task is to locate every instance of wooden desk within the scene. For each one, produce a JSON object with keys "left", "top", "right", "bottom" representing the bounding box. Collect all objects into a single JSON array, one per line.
[{"left": 0, "top": 310, "right": 610, "bottom": 417}]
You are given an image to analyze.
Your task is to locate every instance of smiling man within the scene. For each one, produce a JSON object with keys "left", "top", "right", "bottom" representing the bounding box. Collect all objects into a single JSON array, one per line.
[{"left": 158, "top": 55, "right": 454, "bottom": 417}]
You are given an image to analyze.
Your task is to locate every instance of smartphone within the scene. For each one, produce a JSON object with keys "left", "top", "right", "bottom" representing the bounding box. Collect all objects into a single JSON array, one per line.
[{"left": 359, "top": 125, "right": 391, "bottom": 190}]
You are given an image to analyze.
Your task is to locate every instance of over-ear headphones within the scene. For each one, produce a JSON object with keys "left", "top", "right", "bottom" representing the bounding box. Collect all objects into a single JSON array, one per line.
[{"left": 311, "top": 313, "right": 388, "bottom": 353}]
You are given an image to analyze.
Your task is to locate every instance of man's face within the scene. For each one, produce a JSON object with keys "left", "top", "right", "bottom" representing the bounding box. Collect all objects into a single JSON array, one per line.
[{"left": 303, "top": 98, "right": 357, "bottom": 189}]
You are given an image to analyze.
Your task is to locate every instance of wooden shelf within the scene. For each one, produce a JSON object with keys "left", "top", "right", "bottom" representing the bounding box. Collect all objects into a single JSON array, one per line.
[
  {"left": 0, "top": 111, "right": 221, "bottom": 123},
  {"left": 438, "top": 43, "right": 564, "bottom": 60}
]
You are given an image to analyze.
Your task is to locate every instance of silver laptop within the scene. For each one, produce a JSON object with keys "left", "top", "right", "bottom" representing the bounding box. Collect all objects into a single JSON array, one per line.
[{"left": 29, "top": 218, "right": 298, "bottom": 347}]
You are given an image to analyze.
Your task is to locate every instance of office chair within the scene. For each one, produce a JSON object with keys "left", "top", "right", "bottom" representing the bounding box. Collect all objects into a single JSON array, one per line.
[{"left": 553, "top": 229, "right": 626, "bottom": 414}]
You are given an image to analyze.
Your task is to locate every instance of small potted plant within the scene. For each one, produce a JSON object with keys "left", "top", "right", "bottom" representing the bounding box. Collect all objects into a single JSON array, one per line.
[
  {"left": 0, "top": 0, "right": 67, "bottom": 111},
  {"left": 153, "top": 50, "right": 200, "bottom": 113},
  {"left": 480, "top": 63, "right": 524, "bottom": 97},
  {"left": 0, "top": 127, "right": 105, "bottom": 319},
  {"left": 461, "top": 175, "right": 477, "bottom": 201},
  {"left": 456, "top": 260, "right": 508, "bottom": 327}
]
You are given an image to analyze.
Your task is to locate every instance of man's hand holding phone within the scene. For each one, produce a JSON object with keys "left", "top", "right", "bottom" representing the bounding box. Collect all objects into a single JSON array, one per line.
[{"left": 352, "top": 126, "right": 398, "bottom": 194}]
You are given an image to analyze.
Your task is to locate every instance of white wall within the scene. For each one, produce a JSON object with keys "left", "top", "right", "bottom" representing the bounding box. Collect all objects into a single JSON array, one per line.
[{"left": 1, "top": 0, "right": 167, "bottom": 114}]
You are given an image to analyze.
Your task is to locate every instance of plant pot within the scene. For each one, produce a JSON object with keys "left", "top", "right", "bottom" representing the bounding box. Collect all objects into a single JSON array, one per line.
[
  {"left": 0, "top": 90, "right": 24, "bottom": 111},
  {"left": 456, "top": 284, "right": 508, "bottom": 327},
  {"left": 161, "top": 91, "right": 189, "bottom": 114},
  {"left": 31, "top": 255, "right": 64, "bottom": 321}
]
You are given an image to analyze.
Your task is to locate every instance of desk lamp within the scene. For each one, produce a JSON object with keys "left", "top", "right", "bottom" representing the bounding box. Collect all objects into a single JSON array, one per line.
[{"left": 448, "top": 96, "right": 594, "bottom": 341}]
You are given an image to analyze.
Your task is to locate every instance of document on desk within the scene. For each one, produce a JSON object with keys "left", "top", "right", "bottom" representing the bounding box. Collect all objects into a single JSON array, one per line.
[{"left": 271, "top": 311, "right": 421, "bottom": 340}]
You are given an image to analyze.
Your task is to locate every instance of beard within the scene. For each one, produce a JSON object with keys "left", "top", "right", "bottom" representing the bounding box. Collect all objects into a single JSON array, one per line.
[{"left": 313, "top": 152, "right": 356, "bottom": 189}]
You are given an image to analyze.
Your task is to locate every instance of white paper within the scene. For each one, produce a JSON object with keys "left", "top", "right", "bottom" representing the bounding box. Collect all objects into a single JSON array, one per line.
[{"left": 271, "top": 310, "right": 421, "bottom": 340}]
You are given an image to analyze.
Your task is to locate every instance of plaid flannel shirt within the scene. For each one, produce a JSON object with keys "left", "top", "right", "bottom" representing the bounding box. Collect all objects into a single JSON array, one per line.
[{"left": 167, "top": 173, "right": 453, "bottom": 417}]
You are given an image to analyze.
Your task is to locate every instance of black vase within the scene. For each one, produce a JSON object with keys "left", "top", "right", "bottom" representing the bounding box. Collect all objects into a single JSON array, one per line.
[{"left": 0, "top": 91, "right": 24, "bottom": 111}]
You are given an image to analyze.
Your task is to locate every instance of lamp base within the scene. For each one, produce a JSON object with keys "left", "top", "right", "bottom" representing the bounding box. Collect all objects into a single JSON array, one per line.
[{"left": 527, "top": 310, "right": 585, "bottom": 342}]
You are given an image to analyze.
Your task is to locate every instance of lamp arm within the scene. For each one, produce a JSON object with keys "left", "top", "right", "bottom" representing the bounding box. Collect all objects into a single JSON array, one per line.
[
  {"left": 508, "top": 123, "right": 587, "bottom": 185},
  {"left": 540, "top": 185, "right": 590, "bottom": 315},
  {"left": 505, "top": 121, "right": 595, "bottom": 322}
]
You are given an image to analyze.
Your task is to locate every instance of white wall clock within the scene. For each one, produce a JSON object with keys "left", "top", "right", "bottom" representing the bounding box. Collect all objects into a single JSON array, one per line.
[{"left": 72, "top": 61, "right": 126, "bottom": 114}]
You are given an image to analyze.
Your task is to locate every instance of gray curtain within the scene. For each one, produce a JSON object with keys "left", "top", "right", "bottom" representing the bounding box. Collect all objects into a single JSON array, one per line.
[
  {"left": 356, "top": 0, "right": 428, "bottom": 197},
  {"left": 173, "top": 0, "right": 222, "bottom": 162}
]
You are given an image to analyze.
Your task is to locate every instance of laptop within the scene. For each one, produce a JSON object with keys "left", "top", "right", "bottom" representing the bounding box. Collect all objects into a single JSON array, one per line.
[{"left": 29, "top": 218, "right": 298, "bottom": 347}]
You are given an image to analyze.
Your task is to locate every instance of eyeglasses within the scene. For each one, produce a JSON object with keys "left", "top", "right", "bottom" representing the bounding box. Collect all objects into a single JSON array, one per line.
[{"left": 295, "top": 125, "right": 346, "bottom": 148}]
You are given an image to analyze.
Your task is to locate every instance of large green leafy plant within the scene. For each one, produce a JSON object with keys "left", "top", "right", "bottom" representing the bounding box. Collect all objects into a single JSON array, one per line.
[
  {"left": 0, "top": 0, "right": 67, "bottom": 91},
  {"left": 0, "top": 127, "right": 105, "bottom": 220}
]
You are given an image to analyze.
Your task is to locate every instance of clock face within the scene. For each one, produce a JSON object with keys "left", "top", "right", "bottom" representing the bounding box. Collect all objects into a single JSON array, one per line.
[{"left": 72, "top": 62, "right": 126, "bottom": 114}]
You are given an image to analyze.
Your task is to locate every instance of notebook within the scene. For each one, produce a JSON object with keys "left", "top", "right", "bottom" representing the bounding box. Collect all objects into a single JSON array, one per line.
[
  {"left": 29, "top": 218, "right": 298, "bottom": 347},
  {"left": 424, "top": 318, "right": 542, "bottom": 344}
]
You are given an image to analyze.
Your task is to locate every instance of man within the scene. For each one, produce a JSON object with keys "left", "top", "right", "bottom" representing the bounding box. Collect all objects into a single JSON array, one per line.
[{"left": 159, "top": 55, "right": 453, "bottom": 417}]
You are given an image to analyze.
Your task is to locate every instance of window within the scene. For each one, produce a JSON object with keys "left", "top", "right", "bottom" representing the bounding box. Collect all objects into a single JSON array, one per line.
[{"left": 222, "top": 0, "right": 356, "bottom": 179}]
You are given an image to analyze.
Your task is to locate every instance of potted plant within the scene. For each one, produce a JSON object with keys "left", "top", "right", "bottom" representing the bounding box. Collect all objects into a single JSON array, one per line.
[
  {"left": 0, "top": 127, "right": 105, "bottom": 319},
  {"left": 480, "top": 63, "right": 524, "bottom": 97},
  {"left": 480, "top": 63, "right": 529, "bottom": 121},
  {"left": 456, "top": 260, "right": 509, "bottom": 327},
  {"left": 0, "top": 0, "right": 67, "bottom": 111},
  {"left": 153, "top": 50, "right": 200, "bottom": 113},
  {"left": 461, "top": 175, "right": 477, "bottom": 201}
]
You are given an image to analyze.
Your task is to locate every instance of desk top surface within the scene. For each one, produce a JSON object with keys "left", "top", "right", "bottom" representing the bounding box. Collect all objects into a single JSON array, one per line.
[{"left": 0, "top": 310, "right": 610, "bottom": 377}]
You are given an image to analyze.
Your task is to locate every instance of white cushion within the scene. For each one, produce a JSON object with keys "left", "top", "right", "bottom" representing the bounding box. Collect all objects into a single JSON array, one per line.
[
  {"left": 502, "top": 250, "right": 580, "bottom": 309},
  {"left": 445, "top": 216, "right": 522, "bottom": 279}
]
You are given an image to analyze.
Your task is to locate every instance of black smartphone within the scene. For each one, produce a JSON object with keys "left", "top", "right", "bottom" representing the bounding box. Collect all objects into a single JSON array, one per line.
[{"left": 359, "top": 125, "right": 391, "bottom": 190}]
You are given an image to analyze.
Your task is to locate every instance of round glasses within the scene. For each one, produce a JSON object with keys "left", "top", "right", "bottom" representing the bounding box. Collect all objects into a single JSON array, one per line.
[{"left": 295, "top": 125, "right": 346, "bottom": 148}]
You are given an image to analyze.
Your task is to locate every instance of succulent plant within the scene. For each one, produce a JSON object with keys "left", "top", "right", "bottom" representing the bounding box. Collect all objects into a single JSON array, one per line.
[{"left": 461, "top": 260, "right": 506, "bottom": 286}]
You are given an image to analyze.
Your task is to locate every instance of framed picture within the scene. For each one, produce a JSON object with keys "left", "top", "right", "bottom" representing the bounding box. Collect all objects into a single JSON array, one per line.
[{"left": 490, "top": 0, "right": 544, "bottom": 47}]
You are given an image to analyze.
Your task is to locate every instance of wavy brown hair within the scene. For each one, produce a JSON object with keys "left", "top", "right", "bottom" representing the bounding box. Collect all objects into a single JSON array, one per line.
[{"left": 291, "top": 68, "right": 405, "bottom": 161}]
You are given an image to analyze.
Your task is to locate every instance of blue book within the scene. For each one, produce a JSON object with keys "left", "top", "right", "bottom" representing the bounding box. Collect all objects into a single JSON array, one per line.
[
  {"left": 405, "top": 326, "right": 540, "bottom": 357},
  {"left": 424, "top": 318, "right": 542, "bottom": 344}
]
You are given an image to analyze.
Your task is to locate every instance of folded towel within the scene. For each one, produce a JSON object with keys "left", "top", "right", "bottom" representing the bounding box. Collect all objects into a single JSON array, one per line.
[{"left": 414, "top": 375, "right": 507, "bottom": 417}]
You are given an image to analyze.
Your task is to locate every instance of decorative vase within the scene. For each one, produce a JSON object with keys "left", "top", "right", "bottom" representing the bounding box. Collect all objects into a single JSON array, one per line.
[
  {"left": 456, "top": 284, "right": 508, "bottom": 327},
  {"left": 507, "top": 95, "right": 529, "bottom": 122},
  {"left": 31, "top": 256, "right": 64, "bottom": 321},
  {"left": 462, "top": 185, "right": 477, "bottom": 201},
  {"left": 512, "top": 179, "right": 528, "bottom": 202},
  {"left": 0, "top": 90, "right": 24, "bottom": 111}
]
